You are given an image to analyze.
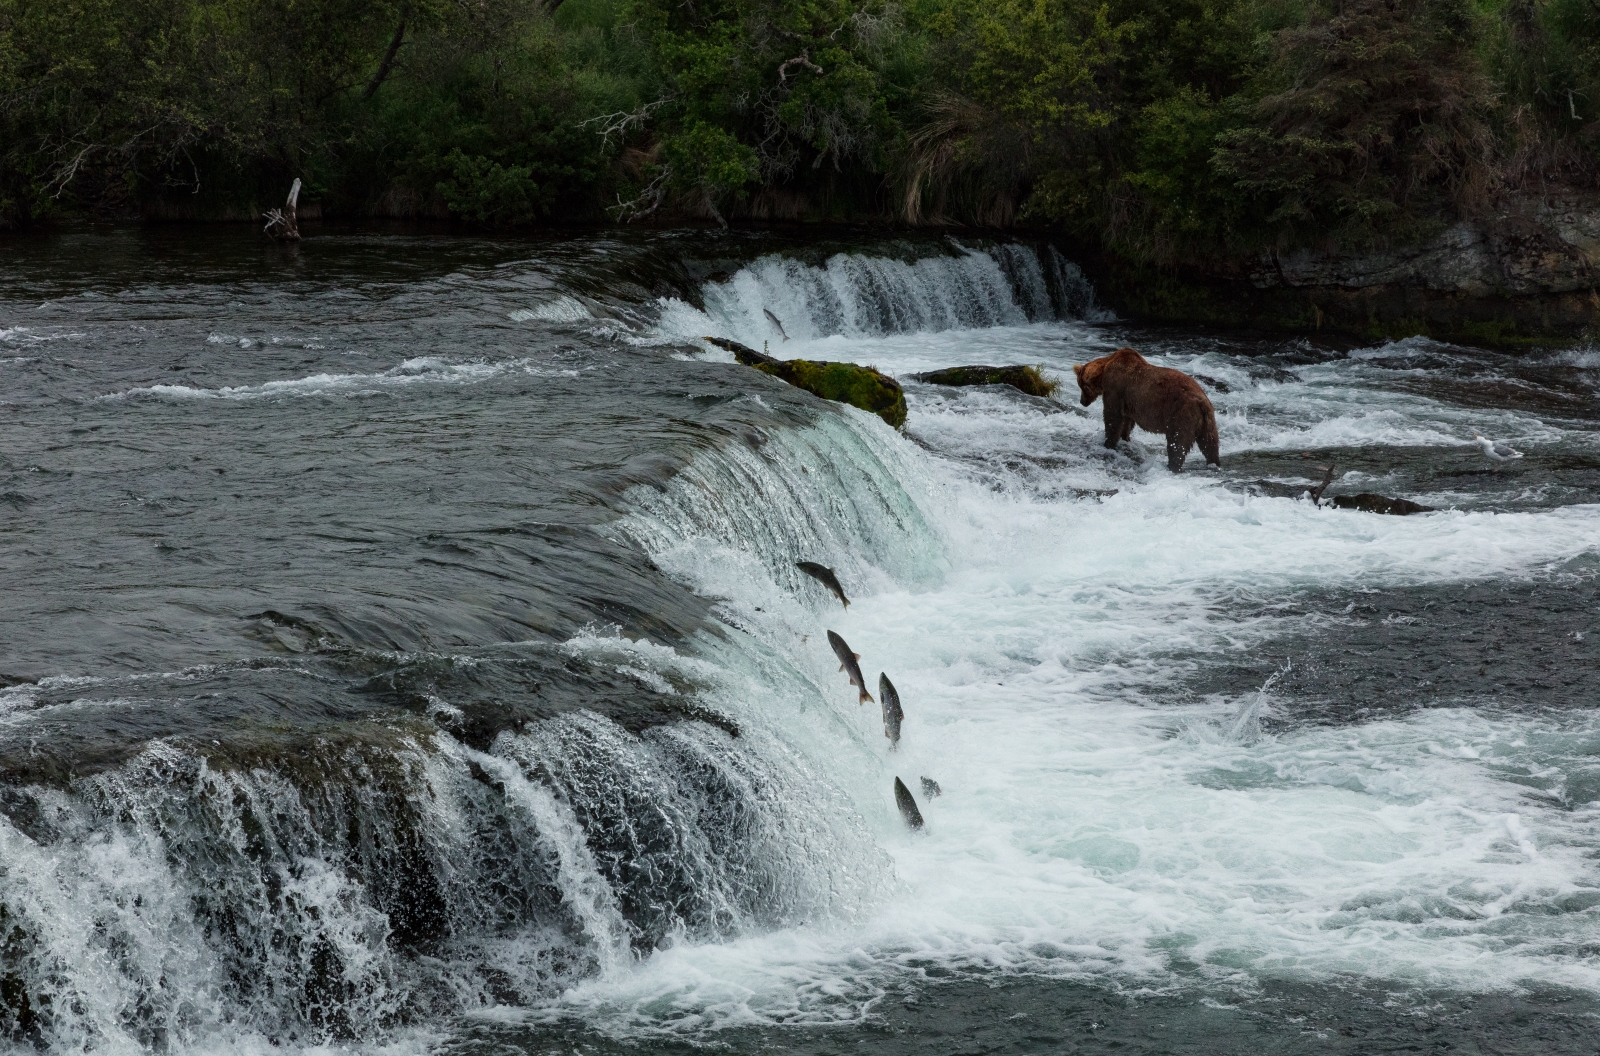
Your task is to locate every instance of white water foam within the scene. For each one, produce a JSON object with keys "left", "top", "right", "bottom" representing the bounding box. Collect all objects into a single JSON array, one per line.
[
  {"left": 0, "top": 325, "right": 85, "bottom": 346},
  {"left": 519, "top": 312, "right": 1600, "bottom": 1038},
  {"left": 106, "top": 356, "right": 580, "bottom": 401}
]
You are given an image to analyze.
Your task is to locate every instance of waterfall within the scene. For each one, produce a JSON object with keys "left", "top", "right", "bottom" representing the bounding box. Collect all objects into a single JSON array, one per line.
[
  {"left": 676, "top": 242, "right": 1103, "bottom": 349},
  {"left": 0, "top": 238, "right": 1094, "bottom": 1053},
  {"left": 0, "top": 678, "right": 891, "bottom": 1049}
]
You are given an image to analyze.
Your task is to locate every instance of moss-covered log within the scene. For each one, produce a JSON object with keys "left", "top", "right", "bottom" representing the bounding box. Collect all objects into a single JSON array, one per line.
[
  {"left": 708, "top": 336, "right": 907, "bottom": 428},
  {"left": 755, "top": 359, "right": 907, "bottom": 429},
  {"left": 908, "top": 364, "right": 1059, "bottom": 397}
]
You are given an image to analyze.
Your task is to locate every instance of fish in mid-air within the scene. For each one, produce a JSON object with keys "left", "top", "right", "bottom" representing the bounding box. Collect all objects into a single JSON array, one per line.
[
  {"left": 827, "top": 630, "right": 873, "bottom": 704},
  {"left": 920, "top": 777, "right": 942, "bottom": 798},
  {"left": 879, "top": 673, "right": 903, "bottom": 746},
  {"left": 796, "top": 561, "right": 849, "bottom": 608},
  {"left": 764, "top": 308, "right": 790, "bottom": 342},
  {"left": 893, "top": 777, "right": 925, "bottom": 829}
]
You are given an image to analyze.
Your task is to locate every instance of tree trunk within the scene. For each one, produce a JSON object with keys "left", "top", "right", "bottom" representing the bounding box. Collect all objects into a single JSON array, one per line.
[
  {"left": 264, "top": 179, "right": 302, "bottom": 241},
  {"left": 363, "top": 20, "right": 408, "bottom": 99}
]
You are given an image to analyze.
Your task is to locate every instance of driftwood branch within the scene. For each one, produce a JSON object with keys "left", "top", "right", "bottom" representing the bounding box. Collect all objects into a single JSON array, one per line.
[
  {"left": 263, "top": 178, "right": 302, "bottom": 241},
  {"left": 363, "top": 20, "right": 408, "bottom": 99},
  {"left": 777, "top": 51, "right": 823, "bottom": 84}
]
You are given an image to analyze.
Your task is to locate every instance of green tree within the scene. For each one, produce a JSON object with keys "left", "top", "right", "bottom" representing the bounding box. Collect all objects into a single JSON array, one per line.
[
  {"left": 1215, "top": 0, "right": 1500, "bottom": 245},
  {"left": 615, "top": 0, "right": 919, "bottom": 218}
]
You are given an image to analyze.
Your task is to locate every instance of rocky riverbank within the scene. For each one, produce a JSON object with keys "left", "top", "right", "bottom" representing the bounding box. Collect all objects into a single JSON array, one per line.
[{"left": 1099, "top": 194, "right": 1600, "bottom": 348}]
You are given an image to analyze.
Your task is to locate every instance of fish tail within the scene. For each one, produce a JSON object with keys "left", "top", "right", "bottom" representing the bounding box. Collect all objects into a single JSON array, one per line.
[{"left": 859, "top": 688, "right": 874, "bottom": 704}]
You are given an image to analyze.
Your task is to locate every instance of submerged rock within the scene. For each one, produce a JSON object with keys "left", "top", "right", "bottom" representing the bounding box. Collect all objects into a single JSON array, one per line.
[
  {"left": 909, "top": 364, "right": 1059, "bottom": 398},
  {"left": 1330, "top": 493, "right": 1434, "bottom": 515},
  {"left": 707, "top": 336, "right": 907, "bottom": 429},
  {"left": 1191, "top": 373, "right": 1232, "bottom": 393}
]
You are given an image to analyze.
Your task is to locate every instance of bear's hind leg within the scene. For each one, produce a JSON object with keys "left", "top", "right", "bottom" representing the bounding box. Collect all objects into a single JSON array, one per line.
[
  {"left": 1166, "top": 427, "right": 1195, "bottom": 472},
  {"left": 1198, "top": 408, "right": 1221, "bottom": 466}
]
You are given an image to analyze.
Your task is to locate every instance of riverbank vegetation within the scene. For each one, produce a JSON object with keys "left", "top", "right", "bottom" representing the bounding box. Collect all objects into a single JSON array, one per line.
[{"left": 4, "top": 0, "right": 1600, "bottom": 263}]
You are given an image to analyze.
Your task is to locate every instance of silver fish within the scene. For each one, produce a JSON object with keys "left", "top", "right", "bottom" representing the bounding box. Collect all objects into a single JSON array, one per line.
[
  {"left": 795, "top": 561, "right": 849, "bottom": 608},
  {"left": 894, "top": 777, "right": 924, "bottom": 829},
  {"left": 879, "top": 673, "right": 903, "bottom": 746},
  {"left": 920, "top": 777, "right": 942, "bottom": 798},
  {"left": 764, "top": 307, "right": 790, "bottom": 342},
  {"left": 827, "top": 630, "right": 873, "bottom": 704}
]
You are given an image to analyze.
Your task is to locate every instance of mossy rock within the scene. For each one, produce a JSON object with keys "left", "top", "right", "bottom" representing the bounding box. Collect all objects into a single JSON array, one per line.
[
  {"left": 753, "top": 359, "right": 908, "bottom": 429},
  {"left": 1330, "top": 493, "right": 1434, "bottom": 515},
  {"left": 909, "top": 364, "right": 1059, "bottom": 398}
]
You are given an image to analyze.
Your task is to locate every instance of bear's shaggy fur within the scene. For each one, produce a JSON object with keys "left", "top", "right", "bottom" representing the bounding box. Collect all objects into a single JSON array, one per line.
[{"left": 1073, "top": 348, "right": 1220, "bottom": 472}]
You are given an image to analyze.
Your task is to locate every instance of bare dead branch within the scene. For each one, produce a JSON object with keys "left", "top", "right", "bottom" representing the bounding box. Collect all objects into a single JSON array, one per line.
[
  {"left": 580, "top": 98, "right": 671, "bottom": 151},
  {"left": 46, "top": 144, "right": 98, "bottom": 198},
  {"left": 777, "top": 51, "right": 823, "bottom": 84},
  {"left": 610, "top": 165, "right": 670, "bottom": 222}
]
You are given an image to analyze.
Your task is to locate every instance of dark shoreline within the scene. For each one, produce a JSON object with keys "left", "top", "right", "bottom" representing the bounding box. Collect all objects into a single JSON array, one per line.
[{"left": 11, "top": 215, "right": 1595, "bottom": 350}]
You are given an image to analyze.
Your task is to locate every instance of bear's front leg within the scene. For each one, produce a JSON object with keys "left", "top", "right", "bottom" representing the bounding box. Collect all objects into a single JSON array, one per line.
[{"left": 1102, "top": 397, "right": 1123, "bottom": 449}]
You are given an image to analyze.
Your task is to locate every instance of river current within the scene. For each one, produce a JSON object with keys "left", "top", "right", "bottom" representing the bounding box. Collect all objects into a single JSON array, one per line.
[{"left": 2, "top": 227, "right": 1598, "bottom": 1054}]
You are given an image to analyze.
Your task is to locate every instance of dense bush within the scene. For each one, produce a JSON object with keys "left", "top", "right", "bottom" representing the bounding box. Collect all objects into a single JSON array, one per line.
[{"left": 3, "top": 0, "right": 1600, "bottom": 258}]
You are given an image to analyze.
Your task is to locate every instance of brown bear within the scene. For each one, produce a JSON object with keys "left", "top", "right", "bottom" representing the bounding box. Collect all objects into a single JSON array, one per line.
[{"left": 1073, "top": 348, "right": 1220, "bottom": 472}]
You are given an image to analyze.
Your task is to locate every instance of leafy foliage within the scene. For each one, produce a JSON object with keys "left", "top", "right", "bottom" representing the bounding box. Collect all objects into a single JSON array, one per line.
[
  {"left": 2, "top": 0, "right": 1599, "bottom": 261},
  {"left": 1215, "top": 0, "right": 1500, "bottom": 245}
]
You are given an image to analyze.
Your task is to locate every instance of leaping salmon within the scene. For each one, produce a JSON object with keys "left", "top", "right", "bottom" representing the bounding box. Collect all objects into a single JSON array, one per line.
[
  {"left": 893, "top": 777, "right": 924, "bottom": 829},
  {"left": 827, "top": 630, "right": 873, "bottom": 704},
  {"left": 796, "top": 561, "right": 849, "bottom": 608},
  {"left": 879, "top": 673, "right": 903, "bottom": 746},
  {"left": 764, "top": 308, "right": 790, "bottom": 342}
]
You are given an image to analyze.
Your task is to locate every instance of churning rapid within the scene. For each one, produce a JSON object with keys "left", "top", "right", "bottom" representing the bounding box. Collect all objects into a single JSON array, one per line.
[{"left": 2, "top": 229, "right": 1598, "bottom": 1055}]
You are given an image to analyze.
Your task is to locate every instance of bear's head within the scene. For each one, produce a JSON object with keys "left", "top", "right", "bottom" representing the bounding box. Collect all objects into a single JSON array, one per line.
[{"left": 1073, "top": 357, "right": 1108, "bottom": 406}]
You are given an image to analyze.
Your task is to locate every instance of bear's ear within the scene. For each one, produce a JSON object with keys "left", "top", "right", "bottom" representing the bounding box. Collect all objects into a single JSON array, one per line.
[{"left": 1072, "top": 363, "right": 1085, "bottom": 380}]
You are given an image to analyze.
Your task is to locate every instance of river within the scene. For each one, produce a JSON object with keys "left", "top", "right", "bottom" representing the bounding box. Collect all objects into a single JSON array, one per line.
[{"left": 2, "top": 226, "right": 1598, "bottom": 1054}]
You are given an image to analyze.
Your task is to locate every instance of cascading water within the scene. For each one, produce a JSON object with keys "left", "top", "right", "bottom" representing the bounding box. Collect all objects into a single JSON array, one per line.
[
  {"left": 4, "top": 229, "right": 1599, "bottom": 1055},
  {"left": 653, "top": 241, "right": 1100, "bottom": 349}
]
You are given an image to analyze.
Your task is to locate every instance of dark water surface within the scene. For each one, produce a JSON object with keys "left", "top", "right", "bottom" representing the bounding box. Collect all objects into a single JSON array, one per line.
[{"left": 3, "top": 226, "right": 1599, "bottom": 1054}]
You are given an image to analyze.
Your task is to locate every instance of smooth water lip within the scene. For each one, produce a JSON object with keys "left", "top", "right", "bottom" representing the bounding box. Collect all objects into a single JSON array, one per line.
[
  {"left": 98, "top": 355, "right": 584, "bottom": 401},
  {"left": 509, "top": 295, "right": 592, "bottom": 324}
]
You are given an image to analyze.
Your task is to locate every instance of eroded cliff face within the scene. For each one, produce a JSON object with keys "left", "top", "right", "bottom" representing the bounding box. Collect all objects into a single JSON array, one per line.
[
  {"left": 1260, "top": 200, "right": 1600, "bottom": 295},
  {"left": 1106, "top": 195, "right": 1600, "bottom": 347}
]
